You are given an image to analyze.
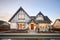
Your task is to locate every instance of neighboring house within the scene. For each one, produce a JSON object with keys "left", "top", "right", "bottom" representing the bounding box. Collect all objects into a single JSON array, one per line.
[
  {"left": 0, "top": 20, "right": 10, "bottom": 31},
  {"left": 53, "top": 19, "right": 60, "bottom": 28},
  {"left": 52, "top": 19, "right": 60, "bottom": 31},
  {"left": 9, "top": 7, "right": 52, "bottom": 33}
]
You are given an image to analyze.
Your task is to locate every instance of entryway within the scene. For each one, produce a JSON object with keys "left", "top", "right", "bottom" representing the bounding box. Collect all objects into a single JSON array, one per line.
[
  {"left": 29, "top": 20, "right": 37, "bottom": 33},
  {"left": 31, "top": 24, "right": 34, "bottom": 30},
  {"left": 29, "top": 24, "right": 36, "bottom": 33}
]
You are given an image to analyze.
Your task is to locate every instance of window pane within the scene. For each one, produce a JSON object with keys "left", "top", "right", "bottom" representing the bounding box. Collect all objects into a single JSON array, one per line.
[
  {"left": 18, "top": 15, "right": 22, "bottom": 18},
  {"left": 20, "top": 24, "right": 22, "bottom": 28},
  {"left": 17, "top": 23, "right": 25, "bottom": 29},
  {"left": 36, "top": 15, "right": 44, "bottom": 20},
  {"left": 18, "top": 14, "right": 25, "bottom": 19}
]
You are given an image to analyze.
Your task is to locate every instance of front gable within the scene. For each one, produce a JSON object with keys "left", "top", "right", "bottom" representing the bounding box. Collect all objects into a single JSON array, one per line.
[
  {"left": 35, "top": 12, "right": 52, "bottom": 23},
  {"left": 36, "top": 12, "right": 44, "bottom": 20},
  {"left": 9, "top": 7, "right": 31, "bottom": 22}
]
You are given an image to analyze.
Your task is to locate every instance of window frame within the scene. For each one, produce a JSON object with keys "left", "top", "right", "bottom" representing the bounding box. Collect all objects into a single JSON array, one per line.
[
  {"left": 36, "top": 15, "right": 44, "bottom": 20},
  {"left": 18, "top": 12, "right": 25, "bottom": 20},
  {"left": 17, "top": 22, "right": 25, "bottom": 29}
]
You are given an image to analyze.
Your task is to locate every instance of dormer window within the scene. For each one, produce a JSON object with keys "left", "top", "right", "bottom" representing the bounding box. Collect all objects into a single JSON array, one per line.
[
  {"left": 18, "top": 11, "right": 25, "bottom": 20},
  {"left": 36, "top": 15, "right": 44, "bottom": 20}
]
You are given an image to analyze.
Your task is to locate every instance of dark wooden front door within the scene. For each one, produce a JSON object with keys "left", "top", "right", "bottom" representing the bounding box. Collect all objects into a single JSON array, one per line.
[{"left": 31, "top": 24, "right": 34, "bottom": 30}]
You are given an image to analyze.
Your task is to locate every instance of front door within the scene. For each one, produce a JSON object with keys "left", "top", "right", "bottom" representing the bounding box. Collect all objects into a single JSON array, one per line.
[{"left": 31, "top": 24, "right": 34, "bottom": 30}]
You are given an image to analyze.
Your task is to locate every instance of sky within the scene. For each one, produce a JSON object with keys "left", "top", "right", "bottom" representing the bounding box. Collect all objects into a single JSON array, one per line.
[{"left": 0, "top": 0, "right": 60, "bottom": 23}]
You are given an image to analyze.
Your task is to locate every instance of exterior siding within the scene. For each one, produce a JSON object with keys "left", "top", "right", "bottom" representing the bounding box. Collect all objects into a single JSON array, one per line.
[
  {"left": 9, "top": 11, "right": 51, "bottom": 30},
  {"left": 11, "top": 11, "right": 30, "bottom": 23},
  {"left": 10, "top": 10, "right": 30, "bottom": 29},
  {"left": 10, "top": 23, "right": 18, "bottom": 29}
]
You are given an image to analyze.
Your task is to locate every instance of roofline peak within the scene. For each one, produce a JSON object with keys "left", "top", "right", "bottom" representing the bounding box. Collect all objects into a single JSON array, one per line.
[
  {"left": 19, "top": 6, "right": 24, "bottom": 10},
  {"left": 36, "top": 11, "right": 44, "bottom": 16},
  {"left": 20, "top": 6, "right": 23, "bottom": 8}
]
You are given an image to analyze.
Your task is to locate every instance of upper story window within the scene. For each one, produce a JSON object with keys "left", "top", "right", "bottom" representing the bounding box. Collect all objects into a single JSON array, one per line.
[
  {"left": 18, "top": 11, "right": 25, "bottom": 20},
  {"left": 18, "top": 10, "right": 25, "bottom": 20},
  {"left": 36, "top": 15, "right": 44, "bottom": 20}
]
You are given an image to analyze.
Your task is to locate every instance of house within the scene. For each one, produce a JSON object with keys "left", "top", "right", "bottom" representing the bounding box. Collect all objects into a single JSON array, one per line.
[
  {"left": 53, "top": 19, "right": 60, "bottom": 28},
  {"left": 0, "top": 20, "right": 10, "bottom": 31},
  {"left": 52, "top": 19, "right": 60, "bottom": 32},
  {"left": 8, "top": 7, "right": 52, "bottom": 33}
]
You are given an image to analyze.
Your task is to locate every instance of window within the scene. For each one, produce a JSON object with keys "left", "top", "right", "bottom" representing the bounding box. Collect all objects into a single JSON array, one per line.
[
  {"left": 39, "top": 26, "right": 44, "bottom": 28},
  {"left": 18, "top": 12, "right": 25, "bottom": 20},
  {"left": 17, "top": 23, "right": 25, "bottom": 29},
  {"left": 36, "top": 15, "right": 44, "bottom": 20},
  {"left": 45, "top": 25, "right": 48, "bottom": 28}
]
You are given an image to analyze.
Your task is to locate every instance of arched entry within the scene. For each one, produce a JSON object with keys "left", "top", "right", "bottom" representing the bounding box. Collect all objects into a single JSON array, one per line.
[
  {"left": 31, "top": 24, "right": 34, "bottom": 30},
  {"left": 29, "top": 20, "right": 36, "bottom": 30}
]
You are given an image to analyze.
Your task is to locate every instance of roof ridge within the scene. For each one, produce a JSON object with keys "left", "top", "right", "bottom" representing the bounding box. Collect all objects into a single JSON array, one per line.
[{"left": 38, "top": 11, "right": 43, "bottom": 15}]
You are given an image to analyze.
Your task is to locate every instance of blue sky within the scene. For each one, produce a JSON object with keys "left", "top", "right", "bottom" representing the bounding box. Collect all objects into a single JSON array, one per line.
[{"left": 0, "top": 0, "right": 60, "bottom": 23}]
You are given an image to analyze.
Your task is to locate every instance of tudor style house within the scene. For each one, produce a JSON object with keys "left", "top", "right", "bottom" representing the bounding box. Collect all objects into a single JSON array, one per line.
[{"left": 9, "top": 7, "right": 52, "bottom": 33}]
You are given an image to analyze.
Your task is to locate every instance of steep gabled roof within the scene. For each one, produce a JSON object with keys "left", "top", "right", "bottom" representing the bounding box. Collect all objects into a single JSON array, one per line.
[
  {"left": 35, "top": 11, "right": 52, "bottom": 23},
  {"left": 29, "top": 16, "right": 52, "bottom": 23},
  {"left": 9, "top": 7, "right": 30, "bottom": 22},
  {"left": 30, "top": 16, "right": 36, "bottom": 19},
  {"left": 44, "top": 16, "right": 52, "bottom": 23},
  {"left": 36, "top": 11, "right": 44, "bottom": 16},
  {"left": 8, "top": 7, "right": 52, "bottom": 23},
  {"left": 35, "top": 16, "right": 52, "bottom": 23},
  {"left": 28, "top": 19, "right": 37, "bottom": 24},
  {"left": 36, "top": 11, "right": 45, "bottom": 20}
]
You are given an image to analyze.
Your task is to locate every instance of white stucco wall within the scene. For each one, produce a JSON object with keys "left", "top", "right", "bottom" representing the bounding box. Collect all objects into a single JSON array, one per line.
[{"left": 10, "top": 23, "right": 18, "bottom": 29}]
